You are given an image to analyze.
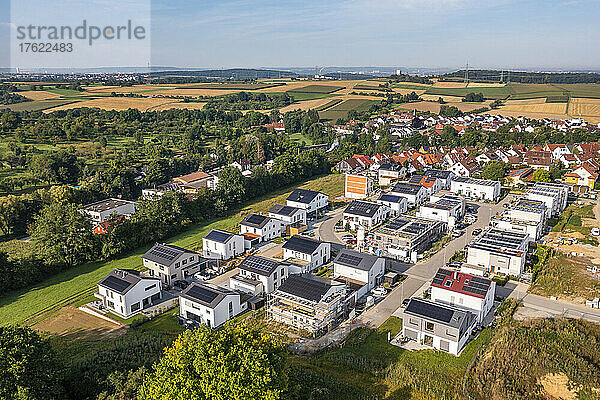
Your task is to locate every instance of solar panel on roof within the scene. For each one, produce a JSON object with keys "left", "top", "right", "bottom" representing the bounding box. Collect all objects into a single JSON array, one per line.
[
  {"left": 205, "top": 230, "right": 233, "bottom": 243},
  {"left": 336, "top": 253, "right": 363, "bottom": 266},
  {"left": 242, "top": 255, "right": 278, "bottom": 274},
  {"left": 101, "top": 275, "right": 131, "bottom": 293},
  {"left": 186, "top": 285, "right": 219, "bottom": 304},
  {"left": 406, "top": 299, "right": 455, "bottom": 324},
  {"left": 245, "top": 214, "right": 267, "bottom": 225},
  {"left": 283, "top": 235, "right": 320, "bottom": 254},
  {"left": 278, "top": 274, "right": 330, "bottom": 302}
]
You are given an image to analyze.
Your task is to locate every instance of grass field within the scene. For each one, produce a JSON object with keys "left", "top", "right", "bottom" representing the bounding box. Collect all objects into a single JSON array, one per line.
[
  {"left": 318, "top": 98, "right": 379, "bottom": 120},
  {"left": 1, "top": 99, "right": 82, "bottom": 112},
  {"left": 0, "top": 174, "right": 344, "bottom": 327},
  {"left": 425, "top": 86, "right": 511, "bottom": 100},
  {"left": 287, "top": 91, "right": 337, "bottom": 101},
  {"left": 288, "top": 84, "right": 344, "bottom": 94}
]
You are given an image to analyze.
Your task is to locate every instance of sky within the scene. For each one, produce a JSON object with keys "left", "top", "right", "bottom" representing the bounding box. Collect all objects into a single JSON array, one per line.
[{"left": 1, "top": 0, "right": 599, "bottom": 70}]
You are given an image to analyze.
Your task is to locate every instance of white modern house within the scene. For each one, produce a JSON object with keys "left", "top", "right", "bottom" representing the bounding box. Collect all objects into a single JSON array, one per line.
[
  {"left": 286, "top": 188, "right": 329, "bottom": 217},
  {"left": 430, "top": 268, "right": 496, "bottom": 324},
  {"left": 333, "top": 249, "right": 385, "bottom": 298},
  {"left": 423, "top": 169, "right": 455, "bottom": 190},
  {"left": 343, "top": 200, "right": 390, "bottom": 231},
  {"left": 417, "top": 194, "right": 465, "bottom": 224},
  {"left": 466, "top": 228, "right": 529, "bottom": 276},
  {"left": 449, "top": 177, "right": 501, "bottom": 202},
  {"left": 81, "top": 198, "right": 137, "bottom": 223},
  {"left": 229, "top": 255, "right": 288, "bottom": 295},
  {"left": 376, "top": 194, "right": 408, "bottom": 217},
  {"left": 142, "top": 243, "right": 206, "bottom": 285},
  {"left": 268, "top": 204, "right": 307, "bottom": 226},
  {"left": 400, "top": 297, "right": 476, "bottom": 355},
  {"left": 202, "top": 229, "right": 245, "bottom": 260},
  {"left": 239, "top": 214, "right": 282, "bottom": 243},
  {"left": 96, "top": 269, "right": 162, "bottom": 318},
  {"left": 524, "top": 182, "right": 569, "bottom": 218},
  {"left": 179, "top": 282, "right": 247, "bottom": 329},
  {"left": 390, "top": 182, "right": 428, "bottom": 207},
  {"left": 282, "top": 235, "right": 331, "bottom": 273},
  {"left": 378, "top": 164, "right": 406, "bottom": 186},
  {"left": 490, "top": 198, "right": 547, "bottom": 242}
]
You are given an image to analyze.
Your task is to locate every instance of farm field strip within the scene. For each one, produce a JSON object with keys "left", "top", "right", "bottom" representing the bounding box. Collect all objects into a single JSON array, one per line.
[{"left": 287, "top": 84, "right": 344, "bottom": 94}]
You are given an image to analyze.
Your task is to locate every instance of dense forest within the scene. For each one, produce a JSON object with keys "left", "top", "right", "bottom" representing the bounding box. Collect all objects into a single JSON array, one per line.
[{"left": 441, "top": 69, "right": 600, "bottom": 84}]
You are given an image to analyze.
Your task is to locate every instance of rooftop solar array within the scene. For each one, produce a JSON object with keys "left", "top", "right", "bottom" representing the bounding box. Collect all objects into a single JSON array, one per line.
[
  {"left": 385, "top": 217, "right": 411, "bottom": 230},
  {"left": 391, "top": 182, "right": 421, "bottom": 195},
  {"left": 240, "top": 255, "right": 279, "bottom": 276},
  {"left": 243, "top": 213, "right": 269, "bottom": 227},
  {"left": 405, "top": 298, "right": 455, "bottom": 324},
  {"left": 101, "top": 275, "right": 132, "bottom": 293},
  {"left": 424, "top": 169, "right": 452, "bottom": 179},
  {"left": 204, "top": 229, "right": 234, "bottom": 243},
  {"left": 378, "top": 194, "right": 404, "bottom": 203},
  {"left": 287, "top": 188, "right": 320, "bottom": 204},
  {"left": 277, "top": 274, "right": 331, "bottom": 303},
  {"left": 269, "top": 204, "right": 299, "bottom": 216},
  {"left": 282, "top": 235, "right": 321, "bottom": 254},
  {"left": 143, "top": 243, "right": 188, "bottom": 265},
  {"left": 184, "top": 284, "right": 220, "bottom": 305},
  {"left": 83, "top": 198, "right": 134, "bottom": 212},
  {"left": 344, "top": 200, "right": 382, "bottom": 218},
  {"left": 431, "top": 268, "right": 453, "bottom": 286},
  {"left": 336, "top": 253, "right": 363, "bottom": 266},
  {"left": 468, "top": 228, "right": 528, "bottom": 256},
  {"left": 512, "top": 198, "right": 547, "bottom": 213},
  {"left": 451, "top": 177, "right": 499, "bottom": 186},
  {"left": 461, "top": 276, "right": 492, "bottom": 297}
]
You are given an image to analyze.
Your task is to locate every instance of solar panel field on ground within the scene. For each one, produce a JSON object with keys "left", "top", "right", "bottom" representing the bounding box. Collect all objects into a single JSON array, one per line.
[{"left": 318, "top": 98, "right": 378, "bottom": 121}]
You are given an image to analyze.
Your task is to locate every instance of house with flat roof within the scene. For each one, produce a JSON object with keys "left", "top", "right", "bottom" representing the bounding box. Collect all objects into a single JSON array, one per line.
[
  {"left": 333, "top": 249, "right": 385, "bottom": 298},
  {"left": 267, "top": 274, "right": 349, "bottom": 336},
  {"left": 286, "top": 188, "right": 329, "bottom": 217},
  {"left": 96, "top": 269, "right": 162, "bottom": 318},
  {"left": 202, "top": 229, "right": 245, "bottom": 260},
  {"left": 172, "top": 170, "right": 218, "bottom": 192},
  {"left": 80, "top": 198, "right": 136, "bottom": 223},
  {"left": 524, "top": 182, "right": 569, "bottom": 217},
  {"left": 343, "top": 200, "right": 391, "bottom": 231},
  {"left": 449, "top": 177, "right": 501, "bottom": 202},
  {"left": 423, "top": 169, "right": 455, "bottom": 190},
  {"left": 179, "top": 282, "right": 247, "bottom": 329},
  {"left": 239, "top": 213, "right": 282, "bottom": 243},
  {"left": 366, "top": 215, "right": 446, "bottom": 262},
  {"left": 282, "top": 235, "right": 331, "bottom": 273},
  {"left": 142, "top": 243, "right": 206, "bottom": 285},
  {"left": 400, "top": 297, "right": 476, "bottom": 355},
  {"left": 490, "top": 198, "right": 547, "bottom": 241},
  {"left": 229, "top": 255, "right": 288, "bottom": 295},
  {"left": 430, "top": 268, "right": 495, "bottom": 324},
  {"left": 268, "top": 204, "right": 307, "bottom": 227},
  {"left": 390, "top": 182, "right": 428, "bottom": 207},
  {"left": 376, "top": 194, "right": 408, "bottom": 217},
  {"left": 417, "top": 194, "right": 465, "bottom": 224},
  {"left": 466, "top": 228, "right": 529, "bottom": 276}
]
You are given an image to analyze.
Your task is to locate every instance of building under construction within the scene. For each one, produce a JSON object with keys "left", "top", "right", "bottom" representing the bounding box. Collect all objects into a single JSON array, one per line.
[{"left": 266, "top": 274, "right": 355, "bottom": 336}]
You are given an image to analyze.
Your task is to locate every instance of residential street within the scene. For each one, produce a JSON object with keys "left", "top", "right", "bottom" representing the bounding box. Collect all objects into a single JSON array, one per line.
[{"left": 315, "top": 207, "right": 344, "bottom": 244}]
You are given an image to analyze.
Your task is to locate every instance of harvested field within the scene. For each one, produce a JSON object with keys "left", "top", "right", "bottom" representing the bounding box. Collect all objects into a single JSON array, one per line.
[
  {"left": 488, "top": 108, "right": 571, "bottom": 120},
  {"left": 277, "top": 98, "right": 336, "bottom": 112},
  {"left": 175, "top": 82, "right": 281, "bottom": 90},
  {"left": 396, "top": 100, "right": 492, "bottom": 114},
  {"left": 3, "top": 99, "right": 81, "bottom": 112},
  {"left": 392, "top": 88, "right": 427, "bottom": 95},
  {"left": 500, "top": 102, "right": 568, "bottom": 114},
  {"left": 467, "top": 82, "right": 507, "bottom": 88},
  {"left": 151, "top": 101, "right": 207, "bottom": 111},
  {"left": 18, "top": 90, "right": 62, "bottom": 100},
  {"left": 86, "top": 84, "right": 171, "bottom": 94},
  {"left": 433, "top": 81, "right": 467, "bottom": 88},
  {"left": 138, "top": 88, "right": 241, "bottom": 97},
  {"left": 32, "top": 305, "right": 126, "bottom": 339},
  {"left": 504, "top": 98, "right": 546, "bottom": 105},
  {"left": 43, "top": 97, "right": 178, "bottom": 112},
  {"left": 420, "top": 94, "right": 464, "bottom": 102},
  {"left": 569, "top": 98, "right": 600, "bottom": 118}
]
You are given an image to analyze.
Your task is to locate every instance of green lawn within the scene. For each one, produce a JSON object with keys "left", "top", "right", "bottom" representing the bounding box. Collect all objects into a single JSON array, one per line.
[
  {"left": 0, "top": 174, "right": 344, "bottom": 326},
  {"left": 288, "top": 133, "right": 314, "bottom": 145}
]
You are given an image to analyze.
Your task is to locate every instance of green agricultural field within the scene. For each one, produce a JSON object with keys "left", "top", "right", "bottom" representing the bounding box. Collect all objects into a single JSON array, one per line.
[
  {"left": 392, "top": 83, "right": 433, "bottom": 90},
  {"left": 287, "top": 91, "right": 336, "bottom": 101},
  {"left": 546, "top": 95, "right": 569, "bottom": 103},
  {"left": 318, "top": 98, "right": 379, "bottom": 121},
  {"left": 287, "top": 84, "right": 344, "bottom": 94},
  {"left": 1, "top": 99, "right": 82, "bottom": 112},
  {"left": 505, "top": 83, "right": 566, "bottom": 100},
  {"left": 554, "top": 83, "right": 600, "bottom": 99},
  {"left": 0, "top": 174, "right": 344, "bottom": 326},
  {"left": 315, "top": 98, "right": 343, "bottom": 111},
  {"left": 425, "top": 86, "right": 510, "bottom": 100}
]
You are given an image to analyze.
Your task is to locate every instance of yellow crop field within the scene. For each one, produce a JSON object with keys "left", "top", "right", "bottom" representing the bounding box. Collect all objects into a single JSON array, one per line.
[
  {"left": 504, "top": 98, "right": 546, "bottom": 105},
  {"left": 569, "top": 98, "right": 600, "bottom": 118},
  {"left": 466, "top": 82, "right": 506, "bottom": 88},
  {"left": 432, "top": 81, "right": 467, "bottom": 88},
  {"left": 19, "top": 90, "right": 62, "bottom": 100},
  {"left": 151, "top": 101, "right": 208, "bottom": 111},
  {"left": 146, "top": 88, "right": 241, "bottom": 97},
  {"left": 420, "top": 94, "right": 464, "bottom": 102},
  {"left": 86, "top": 85, "right": 171, "bottom": 94},
  {"left": 500, "top": 102, "right": 567, "bottom": 114},
  {"left": 43, "top": 97, "right": 178, "bottom": 113}
]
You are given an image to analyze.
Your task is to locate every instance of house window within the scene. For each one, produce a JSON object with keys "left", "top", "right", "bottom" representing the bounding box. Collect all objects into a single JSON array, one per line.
[
  {"left": 228, "top": 302, "right": 233, "bottom": 318},
  {"left": 281, "top": 268, "right": 284, "bottom": 276},
  {"left": 131, "top": 302, "right": 140, "bottom": 312},
  {"left": 274, "top": 272, "right": 278, "bottom": 280},
  {"left": 446, "top": 329, "right": 456, "bottom": 338},
  {"left": 425, "top": 322, "right": 434, "bottom": 331},
  {"left": 182, "top": 259, "right": 187, "bottom": 265},
  {"left": 145, "top": 284, "right": 156, "bottom": 291},
  {"left": 189, "top": 256, "right": 194, "bottom": 262},
  {"left": 409, "top": 318, "right": 418, "bottom": 326},
  {"left": 171, "top": 274, "right": 177, "bottom": 279},
  {"left": 175, "top": 262, "right": 180, "bottom": 268},
  {"left": 107, "top": 300, "right": 114, "bottom": 309}
]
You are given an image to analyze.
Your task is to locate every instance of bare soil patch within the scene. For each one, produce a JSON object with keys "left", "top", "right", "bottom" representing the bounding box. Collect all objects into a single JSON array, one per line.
[{"left": 33, "top": 306, "right": 126, "bottom": 339}]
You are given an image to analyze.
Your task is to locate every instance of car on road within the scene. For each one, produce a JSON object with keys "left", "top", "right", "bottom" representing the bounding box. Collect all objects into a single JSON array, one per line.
[
  {"left": 592, "top": 228, "right": 600, "bottom": 236},
  {"left": 452, "top": 230, "right": 464, "bottom": 238},
  {"left": 446, "top": 261, "right": 462, "bottom": 269},
  {"left": 372, "top": 287, "right": 388, "bottom": 296},
  {"left": 472, "top": 228, "right": 482, "bottom": 236}
]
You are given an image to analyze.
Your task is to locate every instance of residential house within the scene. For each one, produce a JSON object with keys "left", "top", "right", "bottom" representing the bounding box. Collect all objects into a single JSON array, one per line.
[
  {"left": 430, "top": 268, "right": 495, "bottom": 324},
  {"left": 345, "top": 174, "right": 374, "bottom": 200},
  {"left": 343, "top": 200, "right": 390, "bottom": 230},
  {"left": 172, "top": 170, "right": 218, "bottom": 192},
  {"left": 506, "top": 168, "right": 533, "bottom": 186},
  {"left": 143, "top": 243, "right": 206, "bottom": 284},
  {"left": 376, "top": 193, "right": 408, "bottom": 217},
  {"left": 525, "top": 150, "right": 552, "bottom": 170},
  {"left": 202, "top": 229, "right": 245, "bottom": 260},
  {"left": 423, "top": 169, "right": 455, "bottom": 190},
  {"left": 400, "top": 297, "right": 476, "bottom": 355},
  {"left": 524, "top": 182, "right": 569, "bottom": 217},
  {"left": 179, "top": 282, "right": 247, "bottom": 329},
  {"left": 408, "top": 174, "right": 443, "bottom": 195},
  {"left": 417, "top": 194, "right": 465, "bottom": 225},
  {"left": 448, "top": 156, "right": 480, "bottom": 177},
  {"left": 543, "top": 144, "right": 572, "bottom": 160},
  {"left": 564, "top": 161, "right": 599, "bottom": 189},
  {"left": 286, "top": 188, "right": 329, "bottom": 217},
  {"left": 96, "top": 269, "right": 162, "bottom": 318},
  {"left": 378, "top": 164, "right": 406, "bottom": 186},
  {"left": 81, "top": 198, "right": 136, "bottom": 224},
  {"left": 450, "top": 177, "right": 501, "bottom": 202},
  {"left": 333, "top": 249, "right": 385, "bottom": 297},
  {"left": 282, "top": 235, "right": 331, "bottom": 273},
  {"left": 268, "top": 204, "right": 307, "bottom": 227},
  {"left": 239, "top": 214, "right": 282, "bottom": 243},
  {"left": 390, "top": 182, "right": 428, "bottom": 207},
  {"left": 466, "top": 228, "right": 529, "bottom": 276},
  {"left": 335, "top": 157, "right": 363, "bottom": 173},
  {"left": 229, "top": 255, "right": 288, "bottom": 295}
]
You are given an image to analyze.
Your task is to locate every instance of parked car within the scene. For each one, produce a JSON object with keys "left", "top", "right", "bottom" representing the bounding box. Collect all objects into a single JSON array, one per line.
[
  {"left": 472, "top": 228, "right": 482, "bottom": 236},
  {"left": 401, "top": 298, "right": 410, "bottom": 308},
  {"left": 372, "top": 287, "right": 388, "bottom": 296},
  {"left": 592, "top": 228, "right": 600, "bottom": 236},
  {"left": 452, "top": 230, "right": 464, "bottom": 238},
  {"left": 194, "top": 272, "right": 212, "bottom": 281}
]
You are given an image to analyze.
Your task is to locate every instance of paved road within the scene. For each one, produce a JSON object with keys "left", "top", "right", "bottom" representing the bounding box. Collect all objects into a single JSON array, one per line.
[
  {"left": 315, "top": 207, "right": 344, "bottom": 244},
  {"left": 356, "top": 195, "right": 513, "bottom": 328}
]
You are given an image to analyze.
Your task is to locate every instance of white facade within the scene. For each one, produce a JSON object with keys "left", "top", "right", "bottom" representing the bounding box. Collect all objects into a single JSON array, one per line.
[
  {"left": 286, "top": 191, "right": 329, "bottom": 215},
  {"left": 466, "top": 229, "right": 529, "bottom": 276},
  {"left": 268, "top": 206, "right": 307, "bottom": 226},
  {"left": 81, "top": 199, "right": 136, "bottom": 223},
  {"left": 202, "top": 231, "right": 245, "bottom": 260},
  {"left": 239, "top": 216, "right": 283, "bottom": 242},
  {"left": 180, "top": 285, "right": 246, "bottom": 329},
  {"left": 343, "top": 202, "right": 391, "bottom": 231},
  {"left": 450, "top": 178, "right": 501, "bottom": 202},
  {"left": 390, "top": 184, "right": 428, "bottom": 207},
  {"left": 96, "top": 271, "right": 162, "bottom": 318},
  {"left": 490, "top": 216, "right": 543, "bottom": 242},
  {"left": 431, "top": 274, "right": 496, "bottom": 324},
  {"left": 333, "top": 252, "right": 385, "bottom": 298},
  {"left": 282, "top": 241, "right": 331, "bottom": 272},
  {"left": 376, "top": 195, "right": 408, "bottom": 217}
]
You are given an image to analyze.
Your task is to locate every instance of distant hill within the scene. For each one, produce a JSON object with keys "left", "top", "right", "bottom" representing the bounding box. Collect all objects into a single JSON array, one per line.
[
  {"left": 441, "top": 69, "right": 600, "bottom": 84},
  {"left": 146, "top": 68, "right": 298, "bottom": 80}
]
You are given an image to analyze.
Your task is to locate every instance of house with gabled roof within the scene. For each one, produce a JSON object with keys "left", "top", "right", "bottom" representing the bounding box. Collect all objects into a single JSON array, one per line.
[
  {"left": 179, "top": 282, "right": 247, "bottom": 329},
  {"left": 564, "top": 161, "right": 599, "bottom": 189},
  {"left": 268, "top": 204, "right": 307, "bottom": 226},
  {"left": 286, "top": 188, "right": 329, "bottom": 217},
  {"left": 390, "top": 182, "right": 428, "bottom": 207},
  {"left": 333, "top": 249, "right": 385, "bottom": 297},
  {"left": 96, "top": 269, "right": 162, "bottom": 318},
  {"left": 282, "top": 235, "right": 331, "bottom": 273},
  {"left": 343, "top": 200, "right": 390, "bottom": 230},
  {"left": 202, "top": 229, "right": 245, "bottom": 261},
  {"left": 229, "top": 255, "right": 288, "bottom": 295},
  {"left": 143, "top": 243, "right": 207, "bottom": 285},
  {"left": 239, "top": 213, "right": 282, "bottom": 243}
]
